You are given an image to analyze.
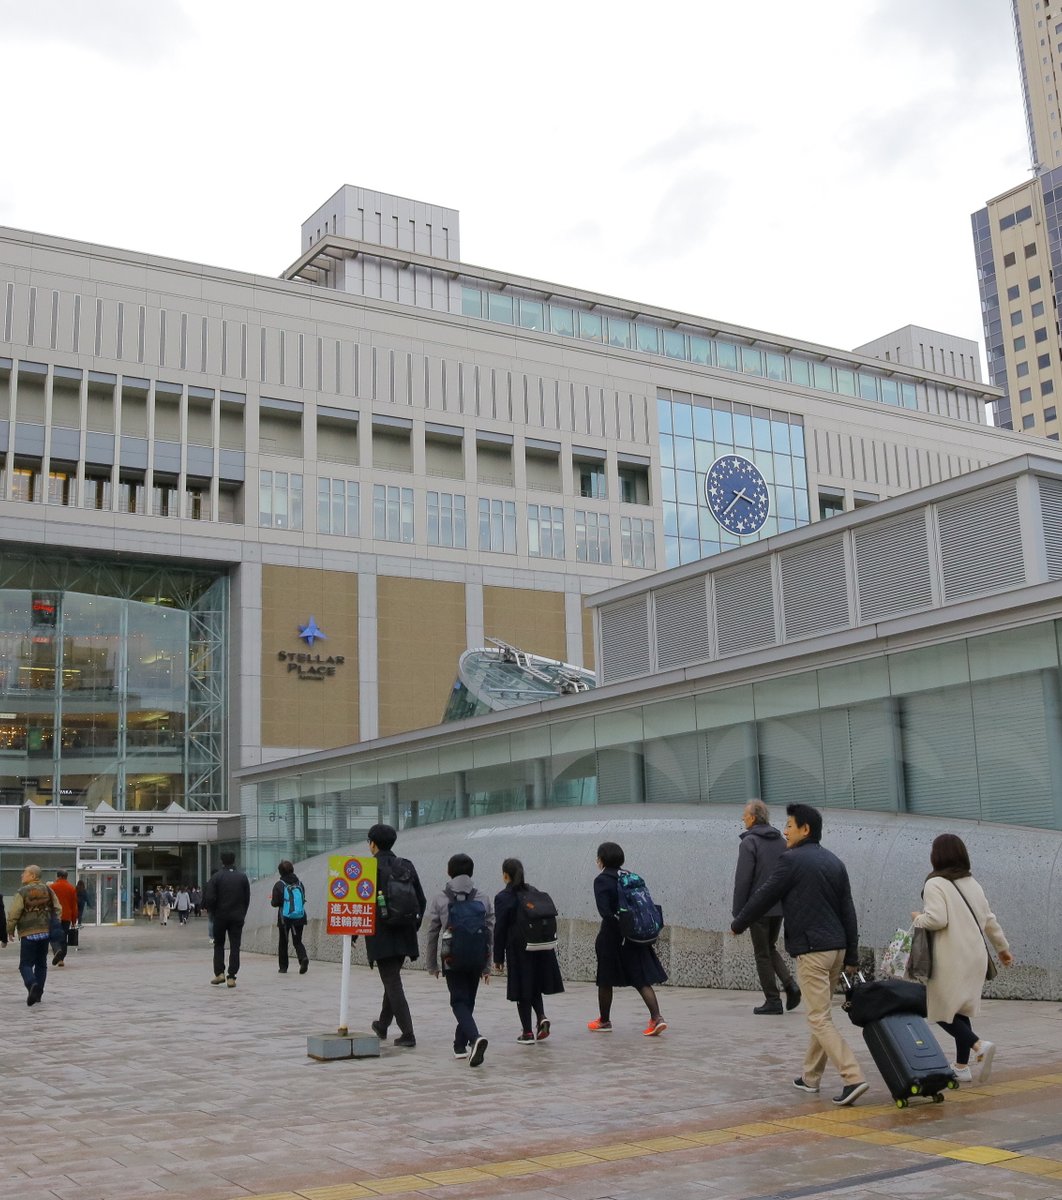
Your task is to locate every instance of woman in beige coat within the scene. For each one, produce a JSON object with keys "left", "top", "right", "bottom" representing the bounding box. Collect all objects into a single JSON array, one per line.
[{"left": 912, "top": 833, "right": 1013, "bottom": 1083}]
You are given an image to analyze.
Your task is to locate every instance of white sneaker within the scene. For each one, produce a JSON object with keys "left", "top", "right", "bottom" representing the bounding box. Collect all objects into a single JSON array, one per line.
[
  {"left": 951, "top": 1065, "right": 973, "bottom": 1083},
  {"left": 976, "top": 1041, "right": 996, "bottom": 1082}
]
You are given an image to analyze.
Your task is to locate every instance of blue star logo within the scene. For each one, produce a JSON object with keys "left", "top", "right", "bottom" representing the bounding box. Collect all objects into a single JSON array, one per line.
[{"left": 298, "top": 616, "right": 327, "bottom": 647}]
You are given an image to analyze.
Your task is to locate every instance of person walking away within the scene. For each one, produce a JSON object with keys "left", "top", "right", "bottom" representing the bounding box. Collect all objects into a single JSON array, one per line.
[
  {"left": 426, "top": 853, "right": 493, "bottom": 1066},
  {"left": 588, "top": 842, "right": 668, "bottom": 1036},
  {"left": 357, "top": 824, "right": 425, "bottom": 1048},
  {"left": 731, "top": 803, "right": 869, "bottom": 1107},
  {"left": 203, "top": 851, "right": 251, "bottom": 987},
  {"left": 271, "top": 859, "right": 309, "bottom": 974},
  {"left": 143, "top": 887, "right": 157, "bottom": 921},
  {"left": 48, "top": 869, "right": 79, "bottom": 966},
  {"left": 191, "top": 885, "right": 202, "bottom": 918},
  {"left": 158, "top": 885, "right": 173, "bottom": 926},
  {"left": 911, "top": 833, "right": 1013, "bottom": 1082},
  {"left": 7, "top": 864, "right": 61, "bottom": 1005},
  {"left": 175, "top": 886, "right": 191, "bottom": 925},
  {"left": 493, "top": 857, "right": 563, "bottom": 1044},
  {"left": 732, "top": 800, "right": 801, "bottom": 1015}
]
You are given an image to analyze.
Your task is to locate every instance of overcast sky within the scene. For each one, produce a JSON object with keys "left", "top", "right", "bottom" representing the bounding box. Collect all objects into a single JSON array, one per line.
[{"left": 0, "top": 0, "right": 1030, "bottom": 362}]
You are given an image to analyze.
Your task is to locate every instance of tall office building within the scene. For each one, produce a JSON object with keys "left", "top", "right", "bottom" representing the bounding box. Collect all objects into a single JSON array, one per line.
[{"left": 972, "top": 1, "right": 1062, "bottom": 437}]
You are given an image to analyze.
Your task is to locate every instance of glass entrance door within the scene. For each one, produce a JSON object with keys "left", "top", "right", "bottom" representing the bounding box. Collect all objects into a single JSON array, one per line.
[
  {"left": 96, "top": 871, "right": 120, "bottom": 923},
  {"left": 75, "top": 844, "right": 131, "bottom": 924}
]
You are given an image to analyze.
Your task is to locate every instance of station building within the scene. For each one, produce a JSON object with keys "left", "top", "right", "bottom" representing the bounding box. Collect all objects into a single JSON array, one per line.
[{"left": 1, "top": 184, "right": 1057, "bottom": 908}]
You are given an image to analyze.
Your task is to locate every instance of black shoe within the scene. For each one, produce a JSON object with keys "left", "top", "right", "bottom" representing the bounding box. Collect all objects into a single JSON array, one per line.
[
  {"left": 371, "top": 1020, "right": 387, "bottom": 1040},
  {"left": 27, "top": 984, "right": 43, "bottom": 1007},
  {"left": 393, "top": 1034, "right": 417, "bottom": 1048},
  {"left": 52, "top": 952, "right": 63, "bottom": 967},
  {"left": 793, "top": 1077, "right": 819, "bottom": 1094},
  {"left": 753, "top": 1000, "right": 784, "bottom": 1015},
  {"left": 833, "top": 1081, "right": 869, "bottom": 1107},
  {"left": 785, "top": 983, "right": 802, "bottom": 1012},
  {"left": 278, "top": 968, "right": 288, "bottom": 974},
  {"left": 299, "top": 959, "right": 309, "bottom": 974},
  {"left": 468, "top": 1036, "right": 488, "bottom": 1068}
]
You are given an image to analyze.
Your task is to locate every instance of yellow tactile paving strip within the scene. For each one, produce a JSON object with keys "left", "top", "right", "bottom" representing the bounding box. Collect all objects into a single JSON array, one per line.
[{"left": 247, "top": 1072, "right": 1062, "bottom": 1200}]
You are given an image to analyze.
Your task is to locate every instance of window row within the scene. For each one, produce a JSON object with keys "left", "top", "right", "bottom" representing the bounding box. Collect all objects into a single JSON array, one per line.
[
  {"left": 259, "top": 474, "right": 654, "bottom": 568},
  {"left": 4, "top": 461, "right": 217, "bottom": 520},
  {"left": 460, "top": 287, "right": 921, "bottom": 410}
]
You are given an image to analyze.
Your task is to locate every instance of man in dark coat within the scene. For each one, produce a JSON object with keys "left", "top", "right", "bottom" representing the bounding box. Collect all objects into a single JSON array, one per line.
[
  {"left": 203, "top": 850, "right": 251, "bottom": 988},
  {"left": 731, "top": 803, "right": 868, "bottom": 1107},
  {"left": 732, "top": 799, "right": 800, "bottom": 1015},
  {"left": 361, "top": 823, "right": 425, "bottom": 1048}
]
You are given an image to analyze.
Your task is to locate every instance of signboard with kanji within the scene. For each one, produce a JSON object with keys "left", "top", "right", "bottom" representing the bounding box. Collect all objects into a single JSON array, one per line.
[{"left": 326, "top": 854, "right": 378, "bottom": 936}]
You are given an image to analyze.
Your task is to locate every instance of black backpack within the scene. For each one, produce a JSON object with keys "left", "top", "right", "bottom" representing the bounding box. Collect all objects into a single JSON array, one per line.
[
  {"left": 379, "top": 858, "right": 420, "bottom": 928},
  {"left": 515, "top": 885, "right": 559, "bottom": 951}
]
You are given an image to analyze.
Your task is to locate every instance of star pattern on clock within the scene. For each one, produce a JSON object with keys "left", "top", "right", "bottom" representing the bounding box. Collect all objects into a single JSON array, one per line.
[
  {"left": 298, "top": 616, "right": 327, "bottom": 646},
  {"left": 703, "top": 454, "right": 771, "bottom": 536}
]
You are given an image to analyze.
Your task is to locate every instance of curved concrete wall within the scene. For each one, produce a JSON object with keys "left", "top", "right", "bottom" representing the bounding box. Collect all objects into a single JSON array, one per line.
[{"left": 241, "top": 805, "right": 1062, "bottom": 1000}]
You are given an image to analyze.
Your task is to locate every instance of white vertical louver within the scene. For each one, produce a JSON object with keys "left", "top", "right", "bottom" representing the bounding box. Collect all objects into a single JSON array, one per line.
[
  {"left": 654, "top": 579, "right": 709, "bottom": 670},
  {"left": 937, "top": 484, "right": 1025, "bottom": 601},
  {"left": 779, "top": 537, "right": 849, "bottom": 639},
  {"left": 715, "top": 560, "right": 776, "bottom": 656},
  {"left": 1040, "top": 477, "right": 1062, "bottom": 580},
  {"left": 599, "top": 598, "right": 651, "bottom": 683},
  {"left": 855, "top": 512, "right": 934, "bottom": 622}
]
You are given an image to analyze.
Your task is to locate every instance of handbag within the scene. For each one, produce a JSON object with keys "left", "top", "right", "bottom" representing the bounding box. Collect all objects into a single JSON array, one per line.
[
  {"left": 905, "top": 925, "right": 934, "bottom": 982},
  {"left": 880, "top": 926, "right": 913, "bottom": 979},
  {"left": 950, "top": 880, "right": 999, "bottom": 982}
]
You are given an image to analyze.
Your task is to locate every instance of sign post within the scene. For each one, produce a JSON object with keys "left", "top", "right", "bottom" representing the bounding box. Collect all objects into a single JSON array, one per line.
[{"left": 326, "top": 854, "right": 378, "bottom": 1036}]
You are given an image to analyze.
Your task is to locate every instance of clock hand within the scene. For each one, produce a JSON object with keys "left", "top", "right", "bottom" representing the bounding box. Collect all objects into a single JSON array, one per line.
[{"left": 722, "top": 488, "right": 751, "bottom": 516}]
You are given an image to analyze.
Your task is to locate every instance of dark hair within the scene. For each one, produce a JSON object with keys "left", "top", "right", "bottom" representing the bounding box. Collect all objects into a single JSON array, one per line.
[
  {"left": 502, "top": 857, "right": 526, "bottom": 890},
  {"left": 597, "top": 841, "right": 625, "bottom": 869},
  {"left": 367, "top": 823, "right": 397, "bottom": 850},
  {"left": 278, "top": 860, "right": 294, "bottom": 875},
  {"left": 785, "top": 804, "right": 822, "bottom": 844},
  {"left": 929, "top": 833, "right": 971, "bottom": 875},
  {"left": 448, "top": 853, "right": 474, "bottom": 878},
  {"left": 56, "top": 870, "right": 68, "bottom": 879},
  {"left": 221, "top": 850, "right": 236, "bottom": 867}
]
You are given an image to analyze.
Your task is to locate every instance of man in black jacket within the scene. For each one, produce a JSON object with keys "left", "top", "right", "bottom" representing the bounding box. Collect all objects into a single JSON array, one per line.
[
  {"left": 731, "top": 803, "right": 868, "bottom": 1107},
  {"left": 732, "top": 799, "right": 800, "bottom": 1015},
  {"left": 362, "top": 823, "right": 426, "bottom": 1048},
  {"left": 203, "top": 851, "right": 251, "bottom": 988}
]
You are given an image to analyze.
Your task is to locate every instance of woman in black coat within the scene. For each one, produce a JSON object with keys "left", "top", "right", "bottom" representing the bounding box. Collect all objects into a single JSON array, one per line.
[
  {"left": 590, "top": 841, "right": 667, "bottom": 1036},
  {"left": 493, "top": 858, "right": 564, "bottom": 1043}
]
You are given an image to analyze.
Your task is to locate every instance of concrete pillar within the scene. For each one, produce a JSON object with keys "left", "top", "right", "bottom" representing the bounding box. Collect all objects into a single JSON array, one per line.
[
  {"left": 385, "top": 781, "right": 400, "bottom": 829},
  {"left": 531, "top": 758, "right": 548, "bottom": 810},
  {"left": 454, "top": 771, "right": 469, "bottom": 820}
]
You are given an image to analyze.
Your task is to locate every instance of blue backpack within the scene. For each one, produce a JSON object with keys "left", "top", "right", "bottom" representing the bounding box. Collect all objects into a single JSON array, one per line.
[
  {"left": 281, "top": 881, "right": 306, "bottom": 921},
  {"left": 616, "top": 870, "right": 663, "bottom": 944},
  {"left": 443, "top": 893, "right": 488, "bottom": 971}
]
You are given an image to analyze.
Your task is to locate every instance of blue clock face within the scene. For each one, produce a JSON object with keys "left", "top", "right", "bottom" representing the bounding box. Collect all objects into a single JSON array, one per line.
[{"left": 704, "top": 454, "right": 770, "bottom": 536}]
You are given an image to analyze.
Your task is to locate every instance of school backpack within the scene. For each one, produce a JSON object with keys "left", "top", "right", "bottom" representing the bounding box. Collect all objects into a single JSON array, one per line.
[
  {"left": 515, "top": 885, "right": 559, "bottom": 951},
  {"left": 442, "top": 893, "right": 489, "bottom": 971},
  {"left": 281, "top": 881, "right": 306, "bottom": 921},
  {"left": 616, "top": 870, "right": 663, "bottom": 944},
  {"left": 378, "top": 858, "right": 420, "bottom": 928}
]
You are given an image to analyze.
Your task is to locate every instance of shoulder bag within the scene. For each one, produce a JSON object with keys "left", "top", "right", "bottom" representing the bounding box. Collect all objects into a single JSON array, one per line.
[{"left": 951, "top": 880, "right": 998, "bottom": 981}]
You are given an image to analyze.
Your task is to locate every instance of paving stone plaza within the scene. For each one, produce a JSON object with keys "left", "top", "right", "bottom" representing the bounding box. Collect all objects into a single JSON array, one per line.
[{"left": 5, "top": 923, "right": 1062, "bottom": 1200}]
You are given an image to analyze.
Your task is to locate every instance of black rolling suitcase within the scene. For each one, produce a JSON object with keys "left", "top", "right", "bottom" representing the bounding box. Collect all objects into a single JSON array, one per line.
[
  {"left": 842, "top": 975, "right": 956, "bottom": 1108},
  {"left": 862, "top": 1011, "right": 957, "bottom": 1107},
  {"left": 66, "top": 926, "right": 80, "bottom": 949}
]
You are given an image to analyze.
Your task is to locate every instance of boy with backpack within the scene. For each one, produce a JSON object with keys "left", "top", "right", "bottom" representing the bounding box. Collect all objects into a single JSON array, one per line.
[
  {"left": 270, "top": 859, "right": 309, "bottom": 975},
  {"left": 426, "top": 853, "right": 494, "bottom": 1067}
]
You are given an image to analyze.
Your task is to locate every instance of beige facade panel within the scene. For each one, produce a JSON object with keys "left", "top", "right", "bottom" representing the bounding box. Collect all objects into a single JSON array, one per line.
[
  {"left": 260, "top": 565, "right": 359, "bottom": 751},
  {"left": 581, "top": 603, "right": 596, "bottom": 672},
  {"left": 482, "top": 585, "right": 567, "bottom": 664},
  {"left": 377, "top": 576, "right": 466, "bottom": 737}
]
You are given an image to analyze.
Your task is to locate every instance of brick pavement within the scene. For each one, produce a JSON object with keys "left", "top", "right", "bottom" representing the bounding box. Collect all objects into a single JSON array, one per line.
[{"left": 3, "top": 923, "right": 1062, "bottom": 1200}]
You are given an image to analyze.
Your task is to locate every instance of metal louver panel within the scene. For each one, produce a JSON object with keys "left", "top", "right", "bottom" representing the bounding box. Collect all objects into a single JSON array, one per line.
[
  {"left": 599, "top": 598, "right": 650, "bottom": 683},
  {"left": 644, "top": 733, "right": 705, "bottom": 804},
  {"left": 715, "top": 559, "right": 776, "bottom": 656},
  {"left": 855, "top": 512, "right": 933, "bottom": 622},
  {"left": 655, "top": 579, "right": 709, "bottom": 670},
  {"left": 901, "top": 687, "right": 978, "bottom": 820},
  {"left": 937, "top": 484, "right": 1025, "bottom": 601},
  {"left": 780, "top": 537, "right": 849, "bottom": 639},
  {"left": 972, "top": 674, "right": 1053, "bottom": 827},
  {"left": 1040, "top": 477, "right": 1062, "bottom": 580}
]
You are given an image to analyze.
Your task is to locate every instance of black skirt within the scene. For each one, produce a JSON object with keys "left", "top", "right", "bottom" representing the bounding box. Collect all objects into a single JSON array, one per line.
[
  {"left": 594, "top": 920, "right": 667, "bottom": 989},
  {"left": 504, "top": 941, "right": 564, "bottom": 1003}
]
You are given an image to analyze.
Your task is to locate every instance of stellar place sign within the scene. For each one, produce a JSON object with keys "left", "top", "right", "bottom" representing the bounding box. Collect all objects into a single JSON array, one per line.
[{"left": 277, "top": 616, "right": 346, "bottom": 682}]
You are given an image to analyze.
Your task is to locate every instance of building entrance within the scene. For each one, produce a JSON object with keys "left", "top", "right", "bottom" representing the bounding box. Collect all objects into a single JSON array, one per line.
[{"left": 75, "top": 844, "right": 132, "bottom": 924}]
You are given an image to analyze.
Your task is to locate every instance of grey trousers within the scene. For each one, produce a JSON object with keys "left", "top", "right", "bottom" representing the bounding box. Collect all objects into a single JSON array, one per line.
[{"left": 748, "top": 915, "right": 793, "bottom": 1001}]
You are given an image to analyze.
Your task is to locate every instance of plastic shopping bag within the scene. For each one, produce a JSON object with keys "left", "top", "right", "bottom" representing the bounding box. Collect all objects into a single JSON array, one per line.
[{"left": 880, "top": 926, "right": 913, "bottom": 979}]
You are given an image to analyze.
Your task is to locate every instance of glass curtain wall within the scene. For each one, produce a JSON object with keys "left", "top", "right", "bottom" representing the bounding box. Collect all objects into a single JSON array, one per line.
[
  {"left": 0, "top": 552, "right": 226, "bottom": 812},
  {"left": 250, "top": 618, "right": 1062, "bottom": 867}
]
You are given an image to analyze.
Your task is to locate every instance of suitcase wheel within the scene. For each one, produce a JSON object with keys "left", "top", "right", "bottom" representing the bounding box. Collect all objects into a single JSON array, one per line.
[
  {"left": 932, "top": 1093, "right": 945, "bottom": 1104},
  {"left": 946, "top": 1079, "right": 959, "bottom": 1090},
  {"left": 909, "top": 1084, "right": 921, "bottom": 1095},
  {"left": 895, "top": 1098, "right": 909, "bottom": 1109}
]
